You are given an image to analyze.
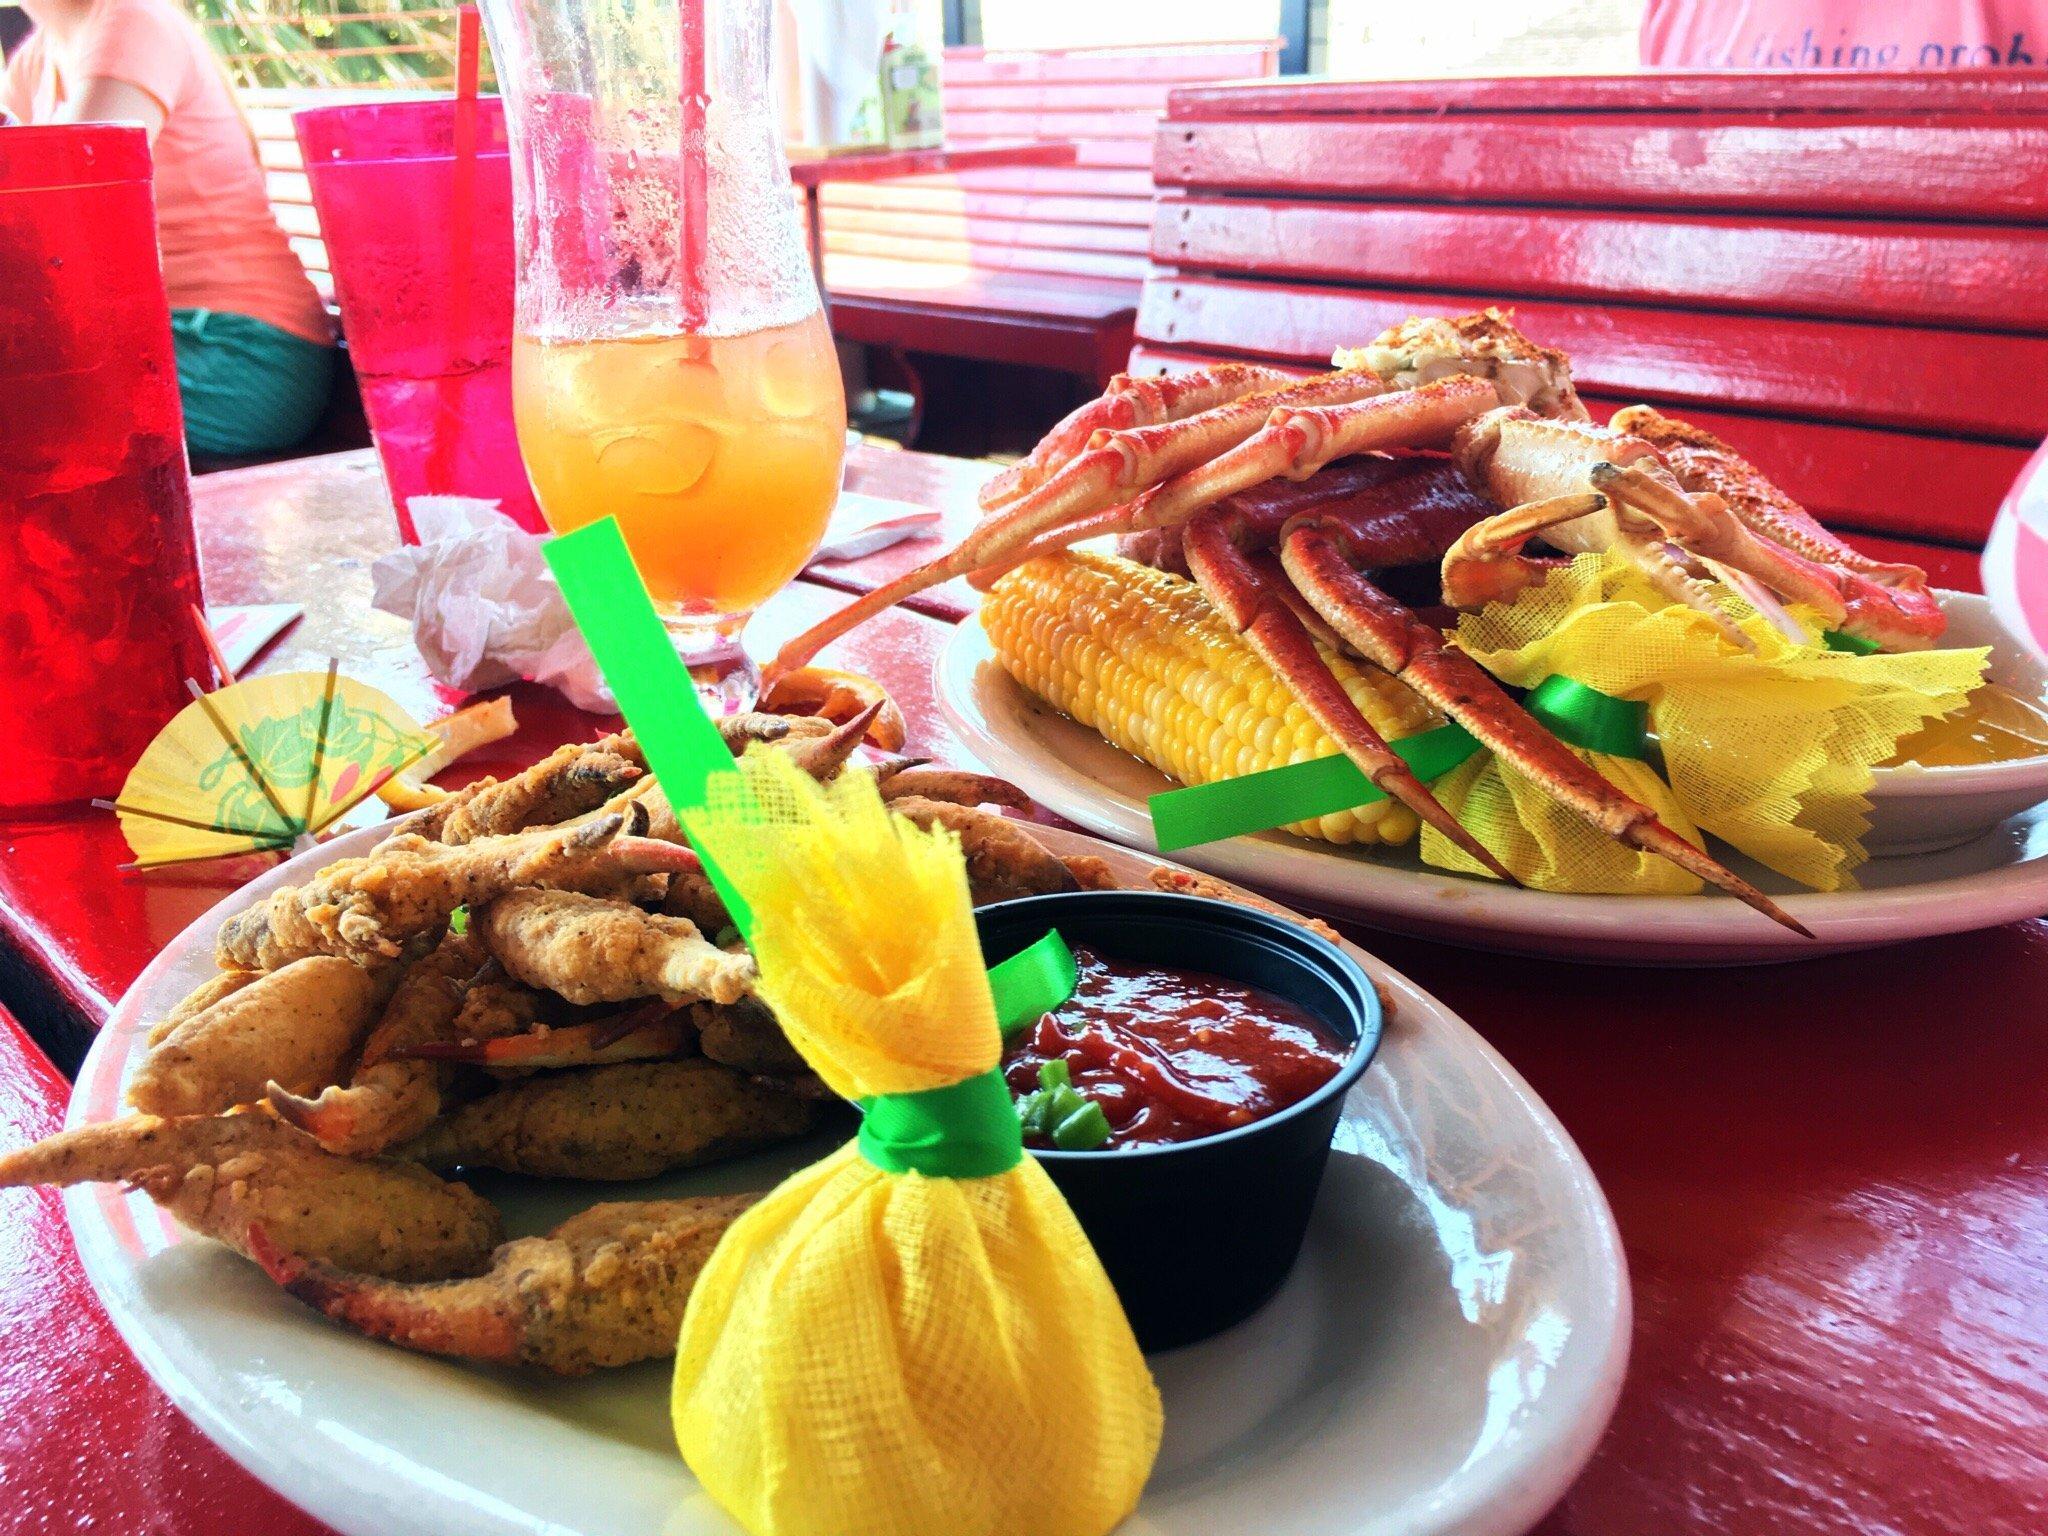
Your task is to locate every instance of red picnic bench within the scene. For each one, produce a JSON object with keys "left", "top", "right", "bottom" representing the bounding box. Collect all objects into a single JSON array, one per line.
[
  {"left": 822, "top": 41, "right": 1278, "bottom": 390},
  {"left": 1137, "top": 69, "right": 2048, "bottom": 588}
]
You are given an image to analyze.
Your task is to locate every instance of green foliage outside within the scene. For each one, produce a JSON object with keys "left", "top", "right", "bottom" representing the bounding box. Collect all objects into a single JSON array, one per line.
[{"left": 184, "top": 0, "right": 494, "bottom": 91}]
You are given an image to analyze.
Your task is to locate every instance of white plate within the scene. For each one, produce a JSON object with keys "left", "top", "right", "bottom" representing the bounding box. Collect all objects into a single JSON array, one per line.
[
  {"left": 68, "top": 821, "right": 1628, "bottom": 1536},
  {"left": 937, "top": 618, "right": 2048, "bottom": 964}
]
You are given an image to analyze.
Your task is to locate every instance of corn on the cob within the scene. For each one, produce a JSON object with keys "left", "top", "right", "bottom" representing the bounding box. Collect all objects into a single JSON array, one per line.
[{"left": 983, "top": 551, "right": 1442, "bottom": 846}]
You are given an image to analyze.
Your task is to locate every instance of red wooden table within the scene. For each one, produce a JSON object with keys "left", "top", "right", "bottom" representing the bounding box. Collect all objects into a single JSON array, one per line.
[{"left": 3, "top": 450, "right": 2045, "bottom": 1536}]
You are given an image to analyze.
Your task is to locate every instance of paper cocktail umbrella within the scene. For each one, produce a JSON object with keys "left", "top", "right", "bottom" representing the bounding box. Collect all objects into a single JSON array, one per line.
[{"left": 109, "top": 662, "right": 433, "bottom": 868}]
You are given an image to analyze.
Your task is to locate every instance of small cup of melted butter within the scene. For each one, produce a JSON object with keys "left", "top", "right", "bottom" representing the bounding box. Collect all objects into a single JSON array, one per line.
[{"left": 1867, "top": 591, "right": 2048, "bottom": 855}]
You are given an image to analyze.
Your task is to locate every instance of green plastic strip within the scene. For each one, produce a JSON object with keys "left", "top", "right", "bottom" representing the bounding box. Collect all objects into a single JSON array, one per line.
[
  {"left": 543, "top": 519, "right": 754, "bottom": 939},
  {"left": 1147, "top": 722, "right": 1482, "bottom": 852},
  {"left": 1524, "top": 674, "right": 1650, "bottom": 760},
  {"left": 545, "top": 518, "right": 1082, "bottom": 1179},
  {"left": 1824, "top": 629, "right": 1882, "bottom": 656},
  {"left": 989, "top": 929, "right": 1078, "bottom": 1041},
  {"left": 858, "top": 1068, "right": 1024, "bottom": 1177}
]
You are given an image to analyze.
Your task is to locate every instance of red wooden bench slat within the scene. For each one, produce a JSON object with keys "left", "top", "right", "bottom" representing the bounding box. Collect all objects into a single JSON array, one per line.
[
  {"left": 1122, "top": 344, "right": 2024, "bottom": 548},
  {"left": 947, "top": 43, "right": 1279, "bottom": 87},
  {"left": 946, "top": 106, "right": 1167, "bottom": 140},
  {"left": 908, "top": 164, "right": 1155, "bottom": 200},
  {"left": 1166, "top": 70, "right": 2048, "bottom": 120},
  {"left": 1134, "top": 276, "right": 2048, "bottom": 442},
  {"left": 947, "top": 132, "right": 1154, "bottom": 170},
  {"left": 1157, "top": 116, "right": 2048, "bottom": 223},
  {"left": 1152, "top": 195, "right": 2048, "bottom": 333},
  {"left": 949, "top": 81, "right": 1181, "bottom": 113},
  {"left": 828, "top": 232, "right": 1151, "bottom": 282},
  {"left": 828, "top": 207, "right": 1150, "bottom": 254},
  {"left": 821, "top": 182, "right": 1152, "bottom": 229}
]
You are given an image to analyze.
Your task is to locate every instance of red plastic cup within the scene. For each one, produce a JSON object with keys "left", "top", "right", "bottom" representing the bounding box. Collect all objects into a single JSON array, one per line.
[
  {"left": 295, "top": 98, "right": 541, "bottom": 541},
  {"left": 0, "top": 125, "right": 214, "bottom": 812}
]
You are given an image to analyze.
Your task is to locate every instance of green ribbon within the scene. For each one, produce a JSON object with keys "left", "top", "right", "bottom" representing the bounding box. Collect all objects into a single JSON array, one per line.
[
  {"left": 544, "top": 519, "right": 755, "bottom": 938},
  {"left": 1524, "top": 674, "right": 1650, "bottom": 760},
  {"left": 547, "top": 518, "right": 1082, "bottom": 1184},
  {"left": 857, "top": 1068, "right": 1023, "bottom": 1178},
  {"left": 1824, "top": 629, "right": 1881, "bottom": 655},
  {"left": 989, "top": 929, "right": 1078, "bottom": 1040},
  {"left": 1148, "top": 721, "right": 1483, "bottom": 852}
]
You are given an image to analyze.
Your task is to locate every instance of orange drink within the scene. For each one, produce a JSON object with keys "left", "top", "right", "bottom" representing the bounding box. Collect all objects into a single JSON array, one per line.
[{"left": 514, "top": 308, "right": 846, "bottom": 616}]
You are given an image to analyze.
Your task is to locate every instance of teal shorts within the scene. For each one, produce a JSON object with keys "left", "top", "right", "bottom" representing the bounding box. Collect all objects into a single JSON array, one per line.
[{"left": 171, "top": 309, "right": 337, "bottom": 458}]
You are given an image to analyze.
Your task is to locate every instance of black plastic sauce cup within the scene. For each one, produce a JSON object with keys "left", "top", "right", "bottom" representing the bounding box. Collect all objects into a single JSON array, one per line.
[{"left": 976, "top": 891, "right": 1382, "bottom": 1351}]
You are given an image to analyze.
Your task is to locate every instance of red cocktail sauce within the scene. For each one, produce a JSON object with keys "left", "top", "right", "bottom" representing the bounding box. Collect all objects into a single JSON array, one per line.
[{"left": 1003, "top": 945, "right": 1349, "bottom": 1149}]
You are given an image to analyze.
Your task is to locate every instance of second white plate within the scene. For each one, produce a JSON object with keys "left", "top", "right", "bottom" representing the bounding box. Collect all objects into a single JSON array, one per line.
[{"left": 937, "top": 618, "right": 2048, "bottom": 964}]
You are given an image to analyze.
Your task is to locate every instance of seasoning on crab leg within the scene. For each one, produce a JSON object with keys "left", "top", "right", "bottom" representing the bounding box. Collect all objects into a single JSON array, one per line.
[
  {"left": 267, "top": 935, "right": 508, "bottom": 1156},
  {"left": 477, "top": 888, "right": 756, "bottom": 1007},
  {"left": 888, "top": 796, "right": 1098, "bottom": 904},
  {"left": 417, "top": 738, "right": 644, "bottom": 845},
  {"left": 129, "top": 955, "right": 400, "bottom": 1118},
  {"left": 216, "top": 807, "right": 700, "bottom": 971},
  {"left": 0, "top": 1113, "right": 501, "bottom": 1281},
  {"left": 147, "top": 968, "right": 260, "bottom": 1047},
  {"left": 398, "top": 1059, "right": 817, "bottom": 1180},
  {"left": 695, "top": 998, "right": 808, "bottom": 1081},
  {"left": 251, "top": 1195, "right": 755, "bottom": 1375}
]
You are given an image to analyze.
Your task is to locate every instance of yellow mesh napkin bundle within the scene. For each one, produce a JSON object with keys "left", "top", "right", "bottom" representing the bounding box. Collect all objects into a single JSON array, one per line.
[
  {"left": 672, "top": 748, "right": 1162, "bottom": 1536},
  {"left": 1422, "top": 552, "right": 1988, "bottom": 893}
]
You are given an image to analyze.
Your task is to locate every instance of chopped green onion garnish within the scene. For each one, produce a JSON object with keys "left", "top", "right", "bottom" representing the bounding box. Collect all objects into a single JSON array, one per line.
[
  {"left": 449, "top": 906, "right": 469, "bottom": 936},
  {"left": 1015, "top": 1058, "right": 1110, "bottom": 1149},
  {"left": 1051, "top": 1101, "right": 1111, "bottom": 1151}
]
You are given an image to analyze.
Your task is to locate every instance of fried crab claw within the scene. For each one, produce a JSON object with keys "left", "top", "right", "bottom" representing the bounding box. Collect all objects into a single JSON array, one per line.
[
  {"left": 132, "top": 954, "right": 399, "bottom": 1118},
  {"left": 410, "top": 737, "right": 644, "bottom": 845},
  {"left": 397, "top": 1059, "right": 818, "bottom": 1181},
  {"left": 0, "top": 1113, "right": 502, "bottom": 1281},
  {"left": 476, "top": 888, "right": 756, "bottom": 1008},
  {"left": 250, "top": 1194, "right": 756, "bottom": 1374},
  {"left": 216, "top": 807, "right": 703, "bottom": 972},
  {"left": 266, "top": 934, "right": 520, "bottom": 1157}
]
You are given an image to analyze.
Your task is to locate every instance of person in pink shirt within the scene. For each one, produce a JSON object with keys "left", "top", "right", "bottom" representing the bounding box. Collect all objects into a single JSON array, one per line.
[
  {"left": 1642, "top": 0, "right": 2048, "bottom": 70},
  {"left": 3, "top": 0, "right": 338, "bottom": 457}
]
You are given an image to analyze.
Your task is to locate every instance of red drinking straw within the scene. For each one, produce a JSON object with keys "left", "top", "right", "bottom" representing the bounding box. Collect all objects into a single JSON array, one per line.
[
  {"left": 426, "top": 5, "right": 482, "bottom": 493},
  {"left": 677, "top": 0, "right": 709, "bottom": 333}
]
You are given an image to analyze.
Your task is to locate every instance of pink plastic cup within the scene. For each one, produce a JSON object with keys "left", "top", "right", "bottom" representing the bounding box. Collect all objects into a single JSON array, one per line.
[{"left": 295, "top": 98, "right": 540, "bottom": 541}]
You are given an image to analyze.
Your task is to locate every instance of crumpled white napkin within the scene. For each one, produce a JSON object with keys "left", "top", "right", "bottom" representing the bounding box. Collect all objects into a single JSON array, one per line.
[
  {"left": 370, "top": 491, "right": 941, "bottom": 711},
  {"left": 371, "top": 496, "right": 616, "bottom": 712}
]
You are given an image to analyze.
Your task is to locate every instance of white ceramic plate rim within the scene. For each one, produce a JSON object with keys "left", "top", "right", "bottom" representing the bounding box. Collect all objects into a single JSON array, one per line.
[
  {"left": 66, "top": 819, "right": 1629, "bottom": 1536},
  {"left": 935, "top": 613, "right": 2048, "bottom": 959}
]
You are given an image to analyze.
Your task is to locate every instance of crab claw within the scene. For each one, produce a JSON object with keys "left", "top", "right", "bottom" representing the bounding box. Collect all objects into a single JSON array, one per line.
[
  {"left": 756, "top": 668, "right": 907, "bottom": 751},
  {"left": 250, "top": 1195, "right": 757, "bottom": 1374}
]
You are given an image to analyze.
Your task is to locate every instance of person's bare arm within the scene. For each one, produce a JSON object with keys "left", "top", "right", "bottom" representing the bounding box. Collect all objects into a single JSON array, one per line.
[{"left": 62, "top": 75, "right": 166, "bottom": 139}]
